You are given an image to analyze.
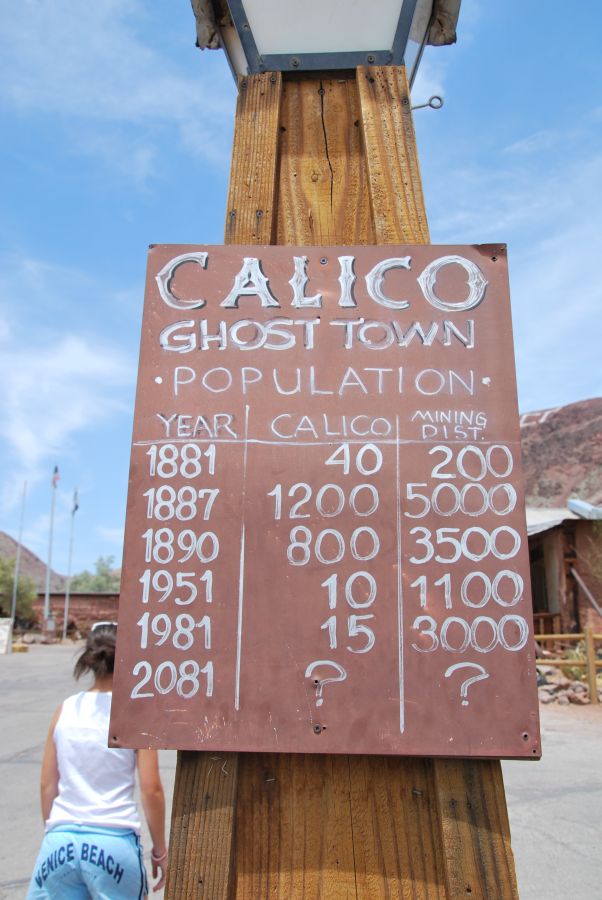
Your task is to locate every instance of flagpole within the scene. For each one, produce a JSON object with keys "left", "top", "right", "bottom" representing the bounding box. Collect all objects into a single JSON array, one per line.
[
  {"left": 44, "top": 466, "right": 59, "bottom": 633},
  {"left": 10, "top": 481, "right": 27, "bottom": 626},
  {"left": 62, "top": 488, "right": 78, "bottom": 641}
]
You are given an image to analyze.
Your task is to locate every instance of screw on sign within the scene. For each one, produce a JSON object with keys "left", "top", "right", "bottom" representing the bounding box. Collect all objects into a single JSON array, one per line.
[{"left": 109, "top": 243, "right": 541, "bottom": 760}]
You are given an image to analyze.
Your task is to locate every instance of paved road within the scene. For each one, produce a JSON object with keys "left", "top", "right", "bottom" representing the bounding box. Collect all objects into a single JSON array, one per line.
[
  {"left": 504, "top": 703, "right": 602, "bottom": 899},
  {"left": 1, "top": 644, "right": 600, "bottom": 899},
  {"left": 0, "top": 644, "right": 176, "bottom": 899}
]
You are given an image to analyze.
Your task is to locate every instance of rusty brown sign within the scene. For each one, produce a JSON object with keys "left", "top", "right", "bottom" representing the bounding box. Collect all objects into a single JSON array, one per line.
[{"left": 110, "top": 244, "right": 541, "bottom": 759}]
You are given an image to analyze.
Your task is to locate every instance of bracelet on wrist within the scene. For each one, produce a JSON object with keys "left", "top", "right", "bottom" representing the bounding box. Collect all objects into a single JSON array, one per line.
[{"left": 151, "top": 848, "right": 168, "bottom": 863}]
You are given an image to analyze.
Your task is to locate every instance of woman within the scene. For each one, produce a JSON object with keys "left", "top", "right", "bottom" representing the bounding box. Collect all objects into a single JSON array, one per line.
[{"left": 28, "top": 623, "right": 168, "bottom": 898}]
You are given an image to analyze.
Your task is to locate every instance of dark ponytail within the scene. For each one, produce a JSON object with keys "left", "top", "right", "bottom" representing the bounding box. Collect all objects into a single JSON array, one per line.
[{"left": 74, "top": 624, "right": 117, "bottom": 680}]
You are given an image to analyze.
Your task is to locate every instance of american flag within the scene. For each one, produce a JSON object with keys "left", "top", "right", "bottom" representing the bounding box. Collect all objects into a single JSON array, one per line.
[
  {"left": 51, "top": 466, "right": 60, "bottom": 488},
  {"left": 72, "top": 488, "right": 79, "bottom": 515}
]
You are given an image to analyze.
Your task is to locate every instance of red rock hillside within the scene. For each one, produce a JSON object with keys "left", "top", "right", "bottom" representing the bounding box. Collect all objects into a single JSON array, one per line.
[
  {"left": 0, "top": 531, "right": 65, "bottom": 591},
  {"left": 520, "top": 397, "right": 602, "bottom": 507}
]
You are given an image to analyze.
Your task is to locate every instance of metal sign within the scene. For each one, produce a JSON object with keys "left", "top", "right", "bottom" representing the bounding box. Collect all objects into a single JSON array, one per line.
[{"left": 110, "top": 243, "right": 541, "bottom": 759}]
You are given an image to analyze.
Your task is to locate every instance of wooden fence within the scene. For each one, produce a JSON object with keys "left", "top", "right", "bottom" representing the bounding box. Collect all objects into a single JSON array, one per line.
[
  {"left": 536, "top": 625, "right": 602, "bottom": 704},
  {"left": 533, "top": 611, "right": 561, "bottom": 636}
]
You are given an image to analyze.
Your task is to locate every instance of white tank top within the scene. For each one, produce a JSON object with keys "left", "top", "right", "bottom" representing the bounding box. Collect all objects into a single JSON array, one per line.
[{"left": 46, "top": 691, "right": 141, "bottom": 833}]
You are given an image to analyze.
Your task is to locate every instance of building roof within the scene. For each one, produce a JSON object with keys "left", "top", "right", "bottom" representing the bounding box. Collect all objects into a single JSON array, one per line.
[
  {"left": 526, "top": 496, "right": 602, "bottom": 536},
  {"left": 526, "top": 507, "right": 578, "bottom": 537}
]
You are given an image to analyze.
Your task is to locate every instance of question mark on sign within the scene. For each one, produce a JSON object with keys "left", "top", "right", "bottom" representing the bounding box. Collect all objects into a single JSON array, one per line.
[
  {"left": 305, "top": 660, "right": 347, "bottom": 707},
  {"left": 445, "top": 662, "right": 489, "bottom": 706}
]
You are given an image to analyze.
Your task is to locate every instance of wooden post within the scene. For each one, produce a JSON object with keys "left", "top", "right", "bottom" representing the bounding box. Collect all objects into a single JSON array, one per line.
[
  {"left": 584, "top": 625, "right": 598, "bottom": 704},
  {"left": 166, "top": 66, "right": 520, "bottom": 900}
]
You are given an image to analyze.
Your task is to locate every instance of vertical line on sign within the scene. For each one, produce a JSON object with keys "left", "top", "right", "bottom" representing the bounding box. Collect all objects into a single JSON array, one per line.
[
  {"left": 396, "top": 415, "right": 404, "bottom": 733},
  {"left": 234, "top": 525, "right": 246, "bottom": 712},
  {"left": 234, "top": 404, "right": 250, "bottom": 711}
]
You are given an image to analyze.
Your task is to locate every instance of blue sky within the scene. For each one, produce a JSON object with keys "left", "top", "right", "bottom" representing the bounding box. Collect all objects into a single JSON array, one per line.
[{"left": 1, "top": 0, "right": 600, "bottom": 576}]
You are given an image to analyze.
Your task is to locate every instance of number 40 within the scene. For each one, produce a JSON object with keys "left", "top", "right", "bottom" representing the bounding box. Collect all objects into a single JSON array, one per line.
[{"left": 325, "top": 443, "right": 383, "bottom": 475}]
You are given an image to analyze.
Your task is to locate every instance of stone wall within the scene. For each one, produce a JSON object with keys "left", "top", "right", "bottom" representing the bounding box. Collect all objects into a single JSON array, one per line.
[{"left": 32, "top": 592, "right": 119, "bottom": 634}]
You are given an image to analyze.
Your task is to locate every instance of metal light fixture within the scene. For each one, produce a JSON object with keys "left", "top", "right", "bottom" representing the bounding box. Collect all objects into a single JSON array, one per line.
[{"left": 192, "top": 0, "right": 460, "bottom": 85}]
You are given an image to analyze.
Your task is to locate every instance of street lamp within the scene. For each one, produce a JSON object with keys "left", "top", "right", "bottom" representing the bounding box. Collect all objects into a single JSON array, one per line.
[
  {"left": 160, "top": 4, "right": 525, "bottom": 899},
  {"left": 191, "top": 0, "right": 460, "bottom": 86}
]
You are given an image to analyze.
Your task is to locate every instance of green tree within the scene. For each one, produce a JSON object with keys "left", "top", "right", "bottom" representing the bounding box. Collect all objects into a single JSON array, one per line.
[
  {"left": 71, "top": 555, "right": 121, "bottom": 592},
  {"left": 0, "top": 556, "right": 36, "bottom": 619}
]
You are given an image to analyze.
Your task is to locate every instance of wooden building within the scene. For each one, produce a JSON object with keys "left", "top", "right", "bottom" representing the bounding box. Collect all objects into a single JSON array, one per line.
[{"left": 527, "top": 504, "right": 602, "bottom": 636}]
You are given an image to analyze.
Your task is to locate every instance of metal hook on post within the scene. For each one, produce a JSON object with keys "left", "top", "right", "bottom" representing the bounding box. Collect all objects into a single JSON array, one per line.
[{"left": 411, "top": 95, "right": 444, "bottom": 112}]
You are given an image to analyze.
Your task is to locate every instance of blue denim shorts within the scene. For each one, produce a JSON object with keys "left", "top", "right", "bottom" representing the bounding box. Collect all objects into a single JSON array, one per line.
[{"left": 27, "top": 825, "right": 148, "bottom": 899}]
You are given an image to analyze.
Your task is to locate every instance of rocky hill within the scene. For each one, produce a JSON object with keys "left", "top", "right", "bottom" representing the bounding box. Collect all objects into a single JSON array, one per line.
[
  {"left": 520, "top": 397, "right": 602, "bottom": 508},
  {"left": 0, "top": 531, "right": 65, "bottom": 592}
]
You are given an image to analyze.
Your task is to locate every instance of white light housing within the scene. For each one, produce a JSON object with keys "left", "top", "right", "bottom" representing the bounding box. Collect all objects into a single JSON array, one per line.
[{"left": 192, "top": 0, "right": 460, "bottom": 83}]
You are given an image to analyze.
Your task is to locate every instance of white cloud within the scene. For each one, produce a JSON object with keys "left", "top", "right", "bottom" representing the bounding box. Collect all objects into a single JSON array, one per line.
[
  {"left": 418, "top": 99, "right": 602, "bottom": 413},
  {"left": 0, "top": 313, "right": 11, "bottom": 342},
  {"left": 412, "top": 56, "right": 446, "bottom": 104},
  {"left": 20, "top": 509, "right": 61, "bottom": 571},
  {"left": 0, "top": 253, "right": 93, "bottom": 318},
  {"left": 0, "top": 249, "right": 144, "bottom": 331},
  {"left": 0, "top": 251, "right": 136, "bottom": 510},
  {"left": 0, "top": 0, "right": 235, "bottom": 176},
  {"left": 97, "top": 526, "right": 125, "bottom": 546},
  {"left": 503, "top": 129, "right": 579, "bottom": 156},
  {"left": 72, "top": 131, "right": 159, "bottom": 186},
  {"left": 0, "top": 333, "right": 133, "bottom": 480},
  {"left": 511, "top": 217, "right": 602, "bottom": 411}
]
